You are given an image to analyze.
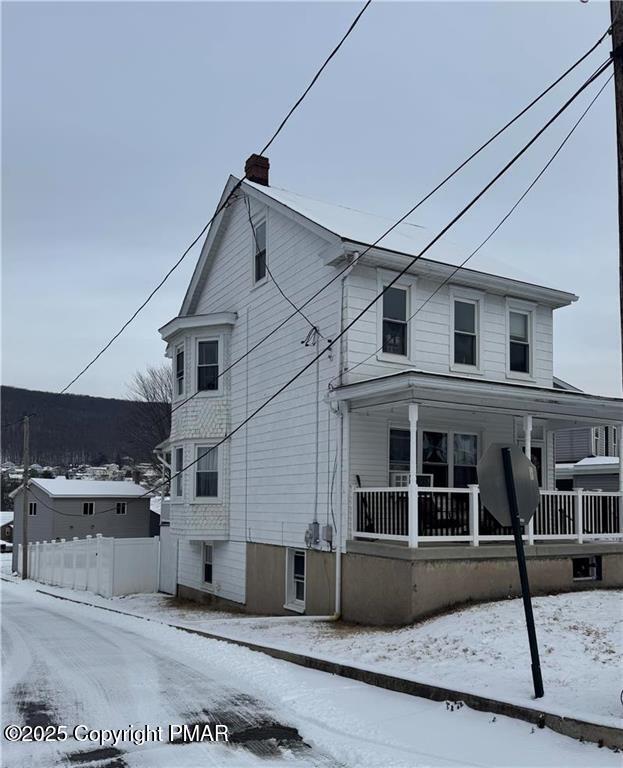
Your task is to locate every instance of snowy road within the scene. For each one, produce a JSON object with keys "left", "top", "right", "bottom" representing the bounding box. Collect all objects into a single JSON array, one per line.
[{"left": 1, "top": 581, "right": 619, "bottom": 768}]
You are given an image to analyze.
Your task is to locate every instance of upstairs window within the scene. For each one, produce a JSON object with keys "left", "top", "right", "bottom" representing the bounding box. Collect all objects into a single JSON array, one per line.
[
  {"left": 116, "top": 502, "right": 127, "bottom": 515},
  {"left": 253, "top": 218, "right": 267, "bottom": 283},
  {"left": 382, "top": 287, "right": 408, "bottom": 356},
  {"left": 197, "top": 340, "right": 219, "bottom": 391},
  {"left": 83, "top": 502, "right": 94, "bottom": 516},
  {"left": 175, "top": 447, "right": 184, "bottom": 497},
  {"left": 28, "top": 502, "right": 37, "bottom": 516},
  {"left": 195, "top": 446, "right": 218, "bottom": 498},
  {"left": 175, "top": 346, "right": 185, "bottom": 396},
  {"left": 509, "top": 311, "right": 530, "bottom": 373},
  {"left": 454, "top": 300, "right": 477, "bottom": 366}
]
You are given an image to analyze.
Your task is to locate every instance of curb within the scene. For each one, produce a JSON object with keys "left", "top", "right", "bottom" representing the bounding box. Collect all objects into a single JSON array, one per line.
[{"left": 33, "top": 586, "right": 623, "bottom": 751}]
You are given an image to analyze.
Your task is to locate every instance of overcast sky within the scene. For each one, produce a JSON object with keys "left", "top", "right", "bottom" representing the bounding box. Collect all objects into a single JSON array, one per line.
[{"left": 2, "top": 1, "right": 621, "bottom": 399}]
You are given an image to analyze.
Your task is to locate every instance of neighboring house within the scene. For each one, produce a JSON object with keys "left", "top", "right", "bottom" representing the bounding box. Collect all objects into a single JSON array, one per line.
[
  {"left": 556, "top": 457, "right": 621, "bottom": 492},
  {"left": 11, "top": 479, "right": 152, "bottom": 572},
  {"left": 0, "top": 512, "right": 13, "bottom": 552},
  {"left": 156, "top": 156, "right": 623, "bottom": 625}
]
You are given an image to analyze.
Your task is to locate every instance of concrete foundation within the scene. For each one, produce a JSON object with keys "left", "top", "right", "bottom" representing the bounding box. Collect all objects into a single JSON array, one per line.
[
  {"left": 342, "top": 541, "right": 623, "bottom": 625},
  {"left": 245, "top": 543, "right": 335, "bottom": 616}
]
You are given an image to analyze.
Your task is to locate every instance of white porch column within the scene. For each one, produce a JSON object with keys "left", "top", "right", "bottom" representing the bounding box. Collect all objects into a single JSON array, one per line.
[
  {"left": 408, "top": 403, "right": 419, "bottom": 548},
  {"left": 469, "top": 484, "right": 480, "bottom": 546},
  {"left": 524, "top": 415, "right": 535, "bottom": 545}
]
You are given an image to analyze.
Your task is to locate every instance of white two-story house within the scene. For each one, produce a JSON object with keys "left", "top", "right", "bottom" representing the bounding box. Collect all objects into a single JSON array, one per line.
[{"left": 158, "top": 155, "right": 623, "bottom": 625}]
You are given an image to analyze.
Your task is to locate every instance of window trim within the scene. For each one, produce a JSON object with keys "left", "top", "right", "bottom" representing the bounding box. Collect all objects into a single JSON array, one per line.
[
  {"left": 28, "top": 501, "right": 37, "bottom": 516},
  {"left": 505, "top": 298, "right": 536, "bottom": 381},
  {"left": 193, "top": 335, "right": 223, "bottom": 396},
  {"left": 174, "top": 343, "right": 185, "bottom": 398},
  {"left": 82, "top": 501, "right": 94, "bottom": 516},
  {"left": 202, "top": 542, "right": 214, "bottom": 587},
  {"left": 192, "top": 443, "right": 222, "bottom": 502},
  {"left": 250, "top": 210, "right": 269, "bottom": 288},
  {"left": 284, "top": 548, "right": 306, "bottom": 613},
  {"left": 116, "top": 502, "right": 127, "bottom": 515},
  {"left": 376, "top": 270, "right": 416, "bottom": 364},
  {"left": 385, "top": 422, "right": 481, "bottom": 489},
  {"left": 174, "top": 446, "right": 184, "bottom": 498},
  {"left": 450, "top": 288, "right": 483, "bottom": 373}
]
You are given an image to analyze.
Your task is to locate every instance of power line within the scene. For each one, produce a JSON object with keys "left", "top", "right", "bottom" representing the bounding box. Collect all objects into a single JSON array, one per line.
[
  {"left": 332, "top": 70, "right": 615, "bottom": 385},
  {"left": 157, "top": 56, "right": 613, "bottom": 498},
  {"left": 1, "top": 413, "right": 37, "bottom": 430},
  {"left": 167, "top": 29, "right": 613, "bottom": 417},
  {"left": 58, "top": 0, "right": 372, "bottom": 396}
]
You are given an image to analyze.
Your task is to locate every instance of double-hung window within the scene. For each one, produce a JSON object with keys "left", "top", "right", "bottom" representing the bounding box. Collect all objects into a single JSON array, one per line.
[
  {"left": 454, "top": 300, "right": 478, "bottom": 366},
  {"left": 83, "top": 502, "right": 94, "bottom": 516},
  {"left": 453, "top": 433, "right": 478, "bottom": 487},
  {"left": 203, "top": 544, "right": 213, "bottom": 585},
  {"left": 389, "top": 428, "right": 410, "bottom": 485},
  {"left": 28, "top": 502, "right": 37, "bottom": 516},
  {"left": 174, "top": 447, "right": 184, "bottom": 497},
  {"left": 195, "top": 446, "right": 218, "bottom": 498},
  {"left": 197, "top": 340, "right": 219, "bottom": 392},
  {"left": 422, "top": 432, "right": 449, "bottom": 487},
  {"left": 175, "top": 345, "right": 185, "bottom": 396},
  {"left": 116, "top": 502, "right": 127, "bottom": 515},
  {"left": 421, "top": 431, "right": 478, "bottom": 488},
  {"left": 253, "top": 218, "right": 267, "bottom": 283},
  {"left": 382, "top": 287, "right": 408, "bottom": 356},
  {"left": 509, "top": 310, "right": 530, "bottom": 373}
]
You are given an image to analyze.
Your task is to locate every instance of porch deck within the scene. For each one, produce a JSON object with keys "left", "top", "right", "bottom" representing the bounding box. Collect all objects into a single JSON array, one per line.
[{"left": 353, "top": 487, "right": 622, "bottom": 546}]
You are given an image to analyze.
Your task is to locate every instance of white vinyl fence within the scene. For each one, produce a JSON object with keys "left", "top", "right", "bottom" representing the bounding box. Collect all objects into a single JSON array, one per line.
[{"left": 17, "top": 534, "right": 161, "bottom": 598}]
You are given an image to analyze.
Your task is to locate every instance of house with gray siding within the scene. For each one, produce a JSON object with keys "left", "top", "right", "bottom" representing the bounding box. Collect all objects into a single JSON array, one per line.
[
  {"left": 156, "top": 156, "right": 623, "bottom": 625},
  {"left": 11, "top": 479, "right": 152, "bottom": 572}
]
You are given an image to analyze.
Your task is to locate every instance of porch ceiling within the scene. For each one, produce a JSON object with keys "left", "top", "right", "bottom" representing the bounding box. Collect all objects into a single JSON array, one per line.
[{"left": 328, "top": 370, "right": 623, "bottom": 425}]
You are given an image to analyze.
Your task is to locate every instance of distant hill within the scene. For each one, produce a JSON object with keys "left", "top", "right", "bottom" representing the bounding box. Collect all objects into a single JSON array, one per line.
[{"left": 1, "top": 386, "right": 169, "bottom": 466}]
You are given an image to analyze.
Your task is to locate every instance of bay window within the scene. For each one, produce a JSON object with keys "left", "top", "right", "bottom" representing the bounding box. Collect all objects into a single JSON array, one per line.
[
  {"left": 197, "top": 340, "right": 219, "bottom": 392},
  {"left": 195, "top": 446, "right": 218, "bottom": 498}
]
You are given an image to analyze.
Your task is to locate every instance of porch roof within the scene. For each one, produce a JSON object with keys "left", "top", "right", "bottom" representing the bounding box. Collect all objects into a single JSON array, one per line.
[{"left": 328, "top": 369, "right": 623, "bottom": 425}]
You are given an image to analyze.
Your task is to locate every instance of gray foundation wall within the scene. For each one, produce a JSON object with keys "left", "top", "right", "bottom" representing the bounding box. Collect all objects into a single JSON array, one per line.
[
  {"left": 245, "top": 543, "right": 335, "bottom": 616},
  {"left": 342, "top": 542, "right": 623, "bottom": 625}
]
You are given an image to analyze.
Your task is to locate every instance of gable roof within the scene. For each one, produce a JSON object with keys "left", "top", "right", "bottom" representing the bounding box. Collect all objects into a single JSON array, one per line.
[
  {"left": 28, "top": 478, "right": 148, "bottom": 499},
  {"left": 181, "top": 176, "right": 578, "bottom": 315}
]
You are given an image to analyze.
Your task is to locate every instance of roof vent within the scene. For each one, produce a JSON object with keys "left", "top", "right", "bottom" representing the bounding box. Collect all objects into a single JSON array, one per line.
[{"left": 245, "top": 154, "right": 269, "bottom": 186}]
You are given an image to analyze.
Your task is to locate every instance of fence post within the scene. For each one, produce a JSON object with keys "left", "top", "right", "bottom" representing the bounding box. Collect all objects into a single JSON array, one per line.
[
  {"left": 59, "top": 539, "right": 66, "bottom": 586},
  {"left": 72, "top": 538, "right": 79, "bottom": 589},
  {"left": 575, "top": 488, "right": 584, "bottom": 544},
  {"left": 469, "top": 485, "right": 479, "bottom": 546},
  {"left": 86, "top": 535, "right": 93, "bottom": 591},
  {"left": 95, "top": 534, "right": 103, "bottom": 596}
]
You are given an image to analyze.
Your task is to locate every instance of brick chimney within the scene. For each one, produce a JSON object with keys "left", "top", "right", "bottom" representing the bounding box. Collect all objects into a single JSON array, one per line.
[{"left": 245, "top": 154, "right": 269, "bottom": 186}]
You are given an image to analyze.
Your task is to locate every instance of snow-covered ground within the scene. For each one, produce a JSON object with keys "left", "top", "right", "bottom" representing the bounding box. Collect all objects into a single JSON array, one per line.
[
  {"left": 3, "top": 554, "right": 621, "bottom": 729},
  {"left": 2, "top": 578, "right": 619, "bottom": 768}
]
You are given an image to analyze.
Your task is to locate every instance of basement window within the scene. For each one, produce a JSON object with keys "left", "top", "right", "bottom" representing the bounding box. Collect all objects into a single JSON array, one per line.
[
  {"left": 203, "top": 543, "right": 213, "bottom": 585},
  {"left": 572, "top": 555, "right": 602, "bottom": 581},
  {"left": 285, "top": 549, "right": 306, "bottom": 612}
]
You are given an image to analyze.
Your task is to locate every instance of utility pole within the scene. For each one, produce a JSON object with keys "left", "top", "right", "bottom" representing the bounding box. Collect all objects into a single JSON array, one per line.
[
  {"left": 611, "top": 1, "right": 623, "bottom": 384},
  {"left": 21, "top": 415, "right": 30, "bottom": 580}
]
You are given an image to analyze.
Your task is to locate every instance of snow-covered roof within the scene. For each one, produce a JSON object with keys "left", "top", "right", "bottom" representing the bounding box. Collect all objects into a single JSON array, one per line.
[
  {"left": 245, "top": 181, "right": 576, "bottom": 294},
  {"left": 29, "top": 478, "right": 148, "bottom": 498},
  {"left": 575, "top": 457, "right": 620, "bottom": 467},
  {"left": 0, "top": 512, "right": 14, "bottom": 527}
]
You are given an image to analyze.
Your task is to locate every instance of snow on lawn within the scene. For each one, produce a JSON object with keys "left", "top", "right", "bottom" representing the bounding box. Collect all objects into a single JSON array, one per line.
[{"left": 206, "top": 591, "right": 623, "bottom": 728}]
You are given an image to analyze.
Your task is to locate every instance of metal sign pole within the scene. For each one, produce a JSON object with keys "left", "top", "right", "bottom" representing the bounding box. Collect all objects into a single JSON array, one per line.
[{"left": 501, "top": 447, "right": 544, "bottom": 699}]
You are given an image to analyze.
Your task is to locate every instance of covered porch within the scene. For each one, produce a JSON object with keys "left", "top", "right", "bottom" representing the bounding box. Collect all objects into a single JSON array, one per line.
[{"left": 329, "top": 370, "right": 623, "bottom": 548}]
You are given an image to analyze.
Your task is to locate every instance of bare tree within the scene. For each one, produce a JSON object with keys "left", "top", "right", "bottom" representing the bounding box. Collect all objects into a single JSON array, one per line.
[{"left": 126, "top": 364, "right": 172, "bottom": 468}]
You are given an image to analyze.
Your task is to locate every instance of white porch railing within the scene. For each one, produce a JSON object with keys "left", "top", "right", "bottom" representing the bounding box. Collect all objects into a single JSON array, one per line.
[{"left": 353, "top": 486, "right": 623, "bottom": 545}]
